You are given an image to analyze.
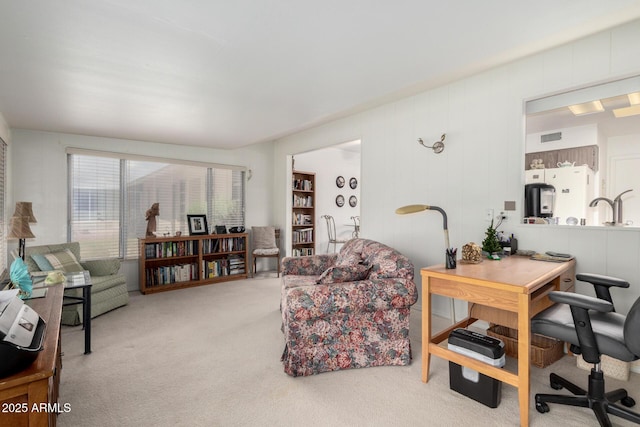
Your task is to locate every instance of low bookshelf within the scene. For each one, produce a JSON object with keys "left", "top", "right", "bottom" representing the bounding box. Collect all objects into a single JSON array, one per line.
[{"left": 138, "top": 233, "right": 248, "bottom": 295}]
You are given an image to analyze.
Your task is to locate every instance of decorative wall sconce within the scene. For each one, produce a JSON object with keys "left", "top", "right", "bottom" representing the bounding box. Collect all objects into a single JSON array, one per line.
[{"left": 418, "top": 133, "right": 446, "bottom": 154}]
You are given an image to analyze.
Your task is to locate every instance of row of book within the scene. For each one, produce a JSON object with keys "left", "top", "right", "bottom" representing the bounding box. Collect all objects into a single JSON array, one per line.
[
  {"left": 292, "top": 228, "right": 313, "bottom": 244},
  {"left": 201, "top": 237, "right": 246, "bottom": 254},
  {"left": 202, "top": 256, "right": 245, "bottom": 278},
  {"left": 293, "top": 194, "right": 313, "bottom": 208},
  {"left": 293, "top": 178, "right": 313, "bottom": 191},
  {"left": 144, "top": 240, "right": 198, "bottom": 259},
  {"left": 292, "top": 247, "right": 315, "bottom": 257},
  {"left": 144, "top": 263, "right": 199, "bottom": 286},
  {"left": 293, "top": 213, "right": 313, "bottom": 225}
]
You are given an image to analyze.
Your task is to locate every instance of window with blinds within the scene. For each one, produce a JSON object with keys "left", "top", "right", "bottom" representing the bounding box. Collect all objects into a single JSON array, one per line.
[
  {"left": 68, "top": 151, "right": 245, "bottom": 260},
  {"left": 0, "top": 138, "right": 6, "bottom": 274}
]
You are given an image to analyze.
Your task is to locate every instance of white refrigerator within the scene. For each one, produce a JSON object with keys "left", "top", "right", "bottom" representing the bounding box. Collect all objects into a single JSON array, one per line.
[{"left": 545, "top": 165, "right": 595, "bottom": 225}]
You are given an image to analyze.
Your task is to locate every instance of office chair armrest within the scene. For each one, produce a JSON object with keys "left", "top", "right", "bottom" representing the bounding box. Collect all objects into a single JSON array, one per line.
[
  {"left": 576, "top": 273, "right": 630, "bottom": 308},
  {"left": 549, "top": 291, "right": 614, "bottom": 313}
]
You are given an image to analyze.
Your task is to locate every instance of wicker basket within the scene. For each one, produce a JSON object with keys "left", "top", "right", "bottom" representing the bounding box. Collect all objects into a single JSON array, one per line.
[
  {"left": 576, "top": 354, "right": 630, "bottom": 381},
  {"left": 486, "top": 325, "right": 564, "bottom": 368}
]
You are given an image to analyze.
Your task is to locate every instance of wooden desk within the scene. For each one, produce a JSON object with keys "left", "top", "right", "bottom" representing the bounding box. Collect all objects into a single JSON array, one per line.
[
  {"left": 421, "top": 256, "right": 576, "bottom": 427},
  {"left": 0, "top": 284, "right": 64, "bottom": 427}
]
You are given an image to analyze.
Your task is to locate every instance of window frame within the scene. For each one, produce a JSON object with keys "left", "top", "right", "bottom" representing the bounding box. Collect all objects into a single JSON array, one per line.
[{"left": 67, "top": 148, "right": 246, "bottom": 260}]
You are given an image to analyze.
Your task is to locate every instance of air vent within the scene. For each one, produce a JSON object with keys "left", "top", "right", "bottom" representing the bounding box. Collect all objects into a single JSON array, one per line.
[{"left": 541, "top": 132, "right": 562, "bottom": 143}]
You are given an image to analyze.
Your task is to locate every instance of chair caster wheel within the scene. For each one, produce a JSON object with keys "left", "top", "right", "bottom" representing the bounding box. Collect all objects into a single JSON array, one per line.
[
  {"left": 621, "top": 396, "right": 636, "bottom": 408},
  {"left": 536, "top": 402, "right": 550, "bottom": 413}
]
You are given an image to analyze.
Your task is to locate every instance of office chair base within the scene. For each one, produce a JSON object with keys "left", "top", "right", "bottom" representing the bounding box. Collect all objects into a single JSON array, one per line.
[{"left": 535, "top": 370, "right": 640, "bottom": 427}]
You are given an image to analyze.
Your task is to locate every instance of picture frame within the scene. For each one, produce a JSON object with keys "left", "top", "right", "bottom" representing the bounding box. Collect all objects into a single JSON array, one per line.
[
  {"left": 336, "top": 176, "right": 345, "bottom": 188},
  {"left": 187, "top": 215, "right": 209, "bottom": 235},
  {"left": 214, "top": 225, "right": 228, "bottom": 234},
  {"left": 349, "top": 177, "right": 358, "bottom": 189},
  {"left": 336, "top": 195, "right": 345, "bottom": 207},
  {"left": 349, "top": 195, "right": 358, "bottom": 207}
]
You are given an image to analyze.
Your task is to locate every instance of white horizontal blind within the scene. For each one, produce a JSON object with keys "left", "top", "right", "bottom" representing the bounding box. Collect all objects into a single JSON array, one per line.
[
  {"left": 68, "top": 150, "right": 245, "bottom": 260},
  {"left": 210, "top": 168, "right": 245, "bottom": 230},
  {"left": 124, "top": 161, "right": 209, "bottom": 258},
  {"left": 69, "top": 154, "right": 121, "bottom": 259}
]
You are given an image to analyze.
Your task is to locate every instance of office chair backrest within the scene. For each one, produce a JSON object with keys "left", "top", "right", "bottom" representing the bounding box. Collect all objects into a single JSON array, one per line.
[{"left": 625, "top": 296, "right": 640, "bottom": 357}]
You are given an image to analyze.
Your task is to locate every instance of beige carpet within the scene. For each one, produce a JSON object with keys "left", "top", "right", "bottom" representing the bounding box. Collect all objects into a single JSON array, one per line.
[{"left": 57, "top": 275, "right": 639, "bottom": 427}]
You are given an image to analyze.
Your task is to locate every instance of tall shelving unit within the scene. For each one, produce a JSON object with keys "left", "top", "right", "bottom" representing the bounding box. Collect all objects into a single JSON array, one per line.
[
  {"left": 138, "top": 233, "right": 248, "bottom": 294},
  {"left": 291, "top": 170, "right": 315, "bottom": 256}
]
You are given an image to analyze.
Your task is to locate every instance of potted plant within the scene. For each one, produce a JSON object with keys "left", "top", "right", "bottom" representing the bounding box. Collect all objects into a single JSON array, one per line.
[{"left": 482, "top": 219, "right": 502, "bottom": 257}]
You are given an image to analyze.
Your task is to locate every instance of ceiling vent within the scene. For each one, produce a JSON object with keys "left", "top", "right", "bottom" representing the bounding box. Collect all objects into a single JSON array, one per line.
[{"left": 541, "top": 132, "right": 562, "bottom": 143}]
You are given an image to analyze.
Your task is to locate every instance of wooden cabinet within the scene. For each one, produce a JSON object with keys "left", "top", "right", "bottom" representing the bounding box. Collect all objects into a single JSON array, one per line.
[
  {"left": 138, "top": 233, "right": 248, "bottom": 295},
  {"left": 0, "top": 284, "right": 63, "bottom": 427},
  {"left": 291, "top": 170, "right": 316, "bottom": 256},
  {"left": 525, "top": 145, "right": 599, "bottom": 171}
]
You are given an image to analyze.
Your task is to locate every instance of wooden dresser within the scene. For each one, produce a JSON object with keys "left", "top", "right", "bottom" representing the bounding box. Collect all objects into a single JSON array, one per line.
[{"left": 0, "top": 284, "right": 64, "bottom": 427}]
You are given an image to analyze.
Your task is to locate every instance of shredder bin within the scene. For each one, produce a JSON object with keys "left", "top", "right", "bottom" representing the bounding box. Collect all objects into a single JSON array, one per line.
[{"left": 448, "top": 328, "right": 505, "bottom": 408}]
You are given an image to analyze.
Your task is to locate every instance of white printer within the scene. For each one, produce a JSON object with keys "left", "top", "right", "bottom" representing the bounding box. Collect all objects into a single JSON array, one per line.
[{"left": 0, "top": 289, "right": 46, "bottom": 378}]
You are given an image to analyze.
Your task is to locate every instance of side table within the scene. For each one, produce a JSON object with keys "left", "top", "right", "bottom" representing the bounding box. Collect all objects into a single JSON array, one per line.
[{"left": 62, "top": 271, "right": 92, "bottom": 354}]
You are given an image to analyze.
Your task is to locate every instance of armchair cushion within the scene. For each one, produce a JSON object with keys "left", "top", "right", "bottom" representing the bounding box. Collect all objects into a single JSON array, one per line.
[
  {"left": 44, "top": 249, "right": 84, "bottom": 273},
  {"left": 81, "top": 258, "right": 121, "bottom": 277},
  {"left": 253, "top": 226, "right": 277, "bottom": 249},
  {"left": 316, "top": 264, "right": 371, "bottom": 284}
]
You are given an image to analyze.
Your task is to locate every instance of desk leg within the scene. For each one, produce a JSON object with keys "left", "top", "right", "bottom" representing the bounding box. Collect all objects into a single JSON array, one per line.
[
  {"left": 517, "top": 293, "right": 531, "bottom": 427},
  {"left": 422, "top": 277, "right": 432, "bottom": 383},
  {"left": 83, "top": 286, "right": 91, "bottom": 354}
]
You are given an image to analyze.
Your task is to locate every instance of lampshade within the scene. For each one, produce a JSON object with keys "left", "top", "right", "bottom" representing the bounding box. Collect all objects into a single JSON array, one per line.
[
  {"left": 395, "top": 204, "right": 450, "bottom": 249},
  {"left": 13, "top": 201, "right": 37, "bottom": 223},
  {"left": 7, "top": 216, "right": 35, "bottom": 239}
]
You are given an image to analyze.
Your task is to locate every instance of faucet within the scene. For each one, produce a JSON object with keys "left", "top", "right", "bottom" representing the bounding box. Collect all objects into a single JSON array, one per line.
[
  {"left": 589, "top": 197, "right": 615, "bottom": 225},
  {"left": 589, "top": 190, "right": 633, "bottom": 225},
  {"left": 613, "top": 189, "right": 633, "bottom": 225}
]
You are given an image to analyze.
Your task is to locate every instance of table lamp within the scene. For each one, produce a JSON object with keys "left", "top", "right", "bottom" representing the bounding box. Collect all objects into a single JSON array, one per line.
[{"left": 9, "top": 202, "right": 37, "bottom": 260}]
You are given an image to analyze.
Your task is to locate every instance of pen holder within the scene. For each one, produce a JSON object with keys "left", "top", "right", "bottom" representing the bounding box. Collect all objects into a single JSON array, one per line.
[{"left": 445, "top": 248, "right": 457, "bottom": 269}]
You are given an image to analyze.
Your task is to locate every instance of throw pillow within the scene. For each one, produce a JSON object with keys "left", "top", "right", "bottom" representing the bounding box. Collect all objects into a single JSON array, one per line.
[
  {"left": 316, "top": 264, "right": 371, "bottom": 284},
  {"left": 31, "top": 254, "right": 55, "bottom": 271},
  {"left": 253, "top": 226, "right": 277, "bottom": 249},
  {"left": 44, "top": 249, "right": 84, "bottom": 273}
]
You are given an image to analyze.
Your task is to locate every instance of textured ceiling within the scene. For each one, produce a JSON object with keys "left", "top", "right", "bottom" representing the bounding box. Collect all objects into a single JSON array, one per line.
[{"left": 1, "top": 1, "right": 640, "bottom": 148}]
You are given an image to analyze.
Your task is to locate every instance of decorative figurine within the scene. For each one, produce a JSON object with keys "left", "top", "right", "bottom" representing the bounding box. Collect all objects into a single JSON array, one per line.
[{"left": 145, "top": 203, "right": 159, "bottom": 237}]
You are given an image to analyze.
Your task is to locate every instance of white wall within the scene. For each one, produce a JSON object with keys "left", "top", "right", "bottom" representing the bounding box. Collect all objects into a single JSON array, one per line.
[
  {"left": 294, "top": 146, "right": 361, "bottom": 254},
  {"left": 9, "top": 129, "right": 275, "bottom": 290},
  {"left": 273, "top": 19, "right": 640, "bottom": 319}
]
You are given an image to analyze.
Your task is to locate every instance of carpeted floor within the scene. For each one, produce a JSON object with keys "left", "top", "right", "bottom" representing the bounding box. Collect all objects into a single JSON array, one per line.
[{"left": 57, "top": 275, "right": 638, "bottom": 426}]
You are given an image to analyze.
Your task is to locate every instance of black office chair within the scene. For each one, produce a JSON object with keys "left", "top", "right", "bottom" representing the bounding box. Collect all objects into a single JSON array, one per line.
[{"left": 531, "top": 273, "right": 640, "bottom": 426}]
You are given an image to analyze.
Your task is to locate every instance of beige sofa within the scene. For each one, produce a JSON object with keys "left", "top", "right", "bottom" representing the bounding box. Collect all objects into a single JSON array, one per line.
[{"left": 18, "top": 242, "right": 129, "bottom": 325}]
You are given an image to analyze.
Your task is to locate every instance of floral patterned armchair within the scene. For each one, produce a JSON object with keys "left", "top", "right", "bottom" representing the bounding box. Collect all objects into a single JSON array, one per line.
[{"left": 280, "top": 238, "right": 418, "bottom": 376}]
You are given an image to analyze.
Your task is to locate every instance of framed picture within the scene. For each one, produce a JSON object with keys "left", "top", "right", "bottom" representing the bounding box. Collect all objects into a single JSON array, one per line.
[
  {"left": 215, "top": 225, "right": 228, "bottom": 234},
  {"left": 187, "top": 215, "right": 209, "bottom": 235},
  {"left": 336, "top": 176, "right": 345, "bottom": 188},
  {"left": 349, "top": 177, "right": 358, "bottom": 189},
  {"left": 336, "top": 195, "right": 345, "bottom": 207},
  {"left": 349, "top": 195, "right": 358, "bottom": 207}
]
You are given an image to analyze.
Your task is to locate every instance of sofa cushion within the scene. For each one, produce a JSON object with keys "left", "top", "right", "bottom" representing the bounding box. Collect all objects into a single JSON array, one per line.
[
  {"left": 31, "top": 254, "right": 54, "bottom": 271},
  {"left": 44, "top": 249, "right": 84, "bottom": 273},
  {"left": 317, "top": 264, "right": 371, "bottom": 284},
  {"left": 335, "top": 239, "right": 366, "bottom": 266}
]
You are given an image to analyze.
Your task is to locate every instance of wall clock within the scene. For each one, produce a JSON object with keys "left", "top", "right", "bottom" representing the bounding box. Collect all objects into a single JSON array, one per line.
[
  {"left": 349, "top": 177, "right": 358, "bottom": 189},
  {"left": 336, "top": 195, "right": 345, "bottom": 207},
  {"left": 336, "top": 176, "right": 345, "bottom": 188}
]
